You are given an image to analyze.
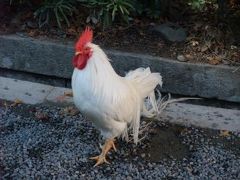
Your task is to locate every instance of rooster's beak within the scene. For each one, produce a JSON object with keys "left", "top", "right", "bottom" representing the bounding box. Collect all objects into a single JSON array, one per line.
[{"left": 75, "top": 51, "right": 82, "bottom": 55}]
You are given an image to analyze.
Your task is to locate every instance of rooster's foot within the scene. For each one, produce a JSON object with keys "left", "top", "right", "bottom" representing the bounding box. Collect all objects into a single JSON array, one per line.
[
  {"left": 90, "top": 139, "right": 116, "bottom": 167},
  {"left": 90, "top": 155, "right": 110, "bottom": 167}
]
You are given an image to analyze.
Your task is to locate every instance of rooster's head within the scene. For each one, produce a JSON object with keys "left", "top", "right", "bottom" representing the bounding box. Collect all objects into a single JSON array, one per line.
[{"left": 73, "top": 27, "right": 93, "bottom": 70}]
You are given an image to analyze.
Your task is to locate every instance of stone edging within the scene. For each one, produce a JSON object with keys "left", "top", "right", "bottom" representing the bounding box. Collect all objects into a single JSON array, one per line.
[{"left": 0, "top": 35, "right": 239, "bottom": 102}]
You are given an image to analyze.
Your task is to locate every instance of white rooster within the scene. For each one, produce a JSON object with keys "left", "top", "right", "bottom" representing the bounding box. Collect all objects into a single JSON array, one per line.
[{"left": 72, "top": 27, "right": 162, "bottom": 166}]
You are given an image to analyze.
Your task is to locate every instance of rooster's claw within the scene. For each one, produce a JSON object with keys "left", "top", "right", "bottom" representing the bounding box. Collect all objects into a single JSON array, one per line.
[{"left": 90, "top": 155, "right": 110, "bottom": 166}]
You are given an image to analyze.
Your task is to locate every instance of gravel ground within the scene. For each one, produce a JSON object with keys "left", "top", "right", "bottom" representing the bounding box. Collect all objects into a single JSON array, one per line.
[{"left": 0, "top": 101, "right": 240, "bottom": 179}]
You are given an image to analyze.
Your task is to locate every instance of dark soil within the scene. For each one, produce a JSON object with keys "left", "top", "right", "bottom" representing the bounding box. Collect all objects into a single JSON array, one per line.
[
  {"left": 144, "top": 125, "right": 189, "bottom": 162},
  {"left": 139, "top": 121, "right": 240, "bottom": 163},
  {"left": 0, "top": 1, "right": 240, "bottom": 66}
]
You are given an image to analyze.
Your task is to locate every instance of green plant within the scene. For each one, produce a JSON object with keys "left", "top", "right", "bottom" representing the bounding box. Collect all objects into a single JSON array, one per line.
[
  {"left": 135, "top": 0, "right": 162, "bottom": 19},
  {"left": 34, "top": 0, "right": 75, "bottom": 28},
  {"left": 188, "top": 0, "right": 206, "bottom": 10},
  {"left": 9, "top": 0, "right": 27, "bottom": 4},
  {"left": 82, "top": 0, "right": 134, "bottom": 29}
]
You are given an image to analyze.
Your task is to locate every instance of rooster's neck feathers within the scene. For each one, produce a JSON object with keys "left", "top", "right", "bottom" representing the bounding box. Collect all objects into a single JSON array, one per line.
[{"left": 86, "top": 44, "right": 116, "bottom": 75}]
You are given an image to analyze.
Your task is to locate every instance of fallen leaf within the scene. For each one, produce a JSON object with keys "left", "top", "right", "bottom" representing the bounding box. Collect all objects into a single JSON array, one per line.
[
  {"left": 91, "top": 17, "right": 98, "bottom": 24},
  {"left": 177, "top": 55, "right": 187, "bottom": 62},
  {"left": 61, "top": 106, "right": 79, "bottom": 116},
  {"left": 185, "top": 54, "right": 194, "bottom": 60},
  {"left": 86, "top": 16, "right": 91, "bottom": 23},
  {"left": 219, "top": 130, "right": 231, "bottom": 137},
  {"left": 231, "top": 52, "right": 240, "bottom": 60},
  {"left": 230, "top": 45, "right": 237, "bottom": 50},
  {"left": 118, "top": 26, "right": 124, "bottom": 31},
  {"left": 56, "top": 95, "right": 67, "bottom": 102},
  {"left": 29, "top": 107, "right": 36, "bottom": 113},
  {"left": 66, "top": 27, "right": 76, "bottom": 36},
  {"left": 28, "top": 30, "right": 38, "bottom": 37},
  {"left": 139, "top": 31, "right": 145, "bottom": 36},
  {"left": 207, "top": 56, "right": 221, "bottom": 65},
  {"left": 3, "top": 101, "right": 8, "bottom": 111},
  {"left": 193, "top": 23, "right": 202, "bottom": 31},
  {"left": 157, "top": 43, "right": 163, "bottom": 47},
  {"left": 201, "top": 41, "right": 212, "bottom": 52},
  {"left": 64, "top": 91, "right": 73, "bottom": 97},
  {"left": 35, "top": 112, "right": 49, "bottom": 121},
  {"left": 134, "top": 18, "right": 141, "bottom": 24},
  {"left": 201, "top": 45, "right": 209, "bottom": 52},
  {"left": 191, "top": 40, "right": 199, "bottom": 46},
  {"left": 180, "top": 128, "right": 188, "bottom": 135},
  {"left": 11, "top": 99, "right": 23, "bottom": 107},
  {"left": 20, "top": 11, "right": 33, "bottom": 21}
]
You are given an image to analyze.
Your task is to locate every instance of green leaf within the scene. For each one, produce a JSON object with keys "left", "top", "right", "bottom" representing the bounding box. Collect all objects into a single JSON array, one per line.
[
  {"left": 59, "top": 7, "right": 70, "bottom": 27},
  {"left": 112, "top": 6, "right": 117, "bottom": 21},
  {"left": 54, "top": 8, "right": 62, "bottom": 28},
  {"left": 119, "top": 5, "right": 124, "bottom": 14}
]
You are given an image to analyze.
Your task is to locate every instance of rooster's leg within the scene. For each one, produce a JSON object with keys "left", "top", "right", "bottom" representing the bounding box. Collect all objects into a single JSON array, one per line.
[{"left": 90, "top": 139, "right": 116, "bottom": 166}]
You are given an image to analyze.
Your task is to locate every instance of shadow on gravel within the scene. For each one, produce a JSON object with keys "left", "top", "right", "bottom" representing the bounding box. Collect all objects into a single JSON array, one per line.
[
  {"left": 139, "top": 120, "right": 240, "bottom": 163},
  {"left": 144, "top": 125, "right": 189, "bottom": 162}
]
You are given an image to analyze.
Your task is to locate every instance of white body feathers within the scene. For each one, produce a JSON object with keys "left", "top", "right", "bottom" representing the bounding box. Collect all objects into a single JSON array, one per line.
[{"left": 72, "top": 43, "right": 162, "bottom": 144}]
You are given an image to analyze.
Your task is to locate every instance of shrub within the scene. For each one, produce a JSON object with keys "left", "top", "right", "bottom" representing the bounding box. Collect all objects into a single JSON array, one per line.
[
  {"left": 80, "top": 0, "right": 134, "bottom": 29},
  {"left": 8, "top": 0, "right": 75, "bottom": 28},
  {"left": 134, "top": 0, "right": 162, "bottom": 19},
  {"left": 9, "top": 0, "right": 234, "bottom": 29},
  {"left": 34, "top": 0, "right": 75, "bottom": 28},
  {"left": 187, "top": 0, "right": 206, "bottom": 10},
  {"left": 9, "top": 0, "right": 27, "bottom": 4}
]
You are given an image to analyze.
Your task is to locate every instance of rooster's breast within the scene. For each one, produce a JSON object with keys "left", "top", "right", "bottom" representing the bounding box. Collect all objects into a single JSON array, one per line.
[{"left": 72, "top": 68, "right": 141, "bottom": 120}]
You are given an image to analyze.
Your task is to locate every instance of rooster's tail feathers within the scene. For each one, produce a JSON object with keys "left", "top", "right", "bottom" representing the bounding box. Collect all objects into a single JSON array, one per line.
[
  {"left": 126, "top": 67, "right": 162, "bottom": 144},
  {"left": 126, "top": 67, "right": 162, "bottom": 118},
  {"left": 126, "top": 67, "right": 162, "bottom": 98}
]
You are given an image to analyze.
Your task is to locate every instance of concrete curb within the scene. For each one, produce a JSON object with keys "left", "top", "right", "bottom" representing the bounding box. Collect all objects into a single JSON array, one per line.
[
  {"left": 1, "top": 76, "right": 239, "bottom": 132},
  {"left": 0, "top": 76, "right": 72, "bottom": 105},
  {"left": 0, "top": 34, "right": 240, "bottom": 102}
]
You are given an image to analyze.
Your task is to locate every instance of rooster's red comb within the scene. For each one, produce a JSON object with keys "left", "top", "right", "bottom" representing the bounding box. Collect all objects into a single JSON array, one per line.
[{"left": 75, "top": 27, "right": 93, "bottom": 51}]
